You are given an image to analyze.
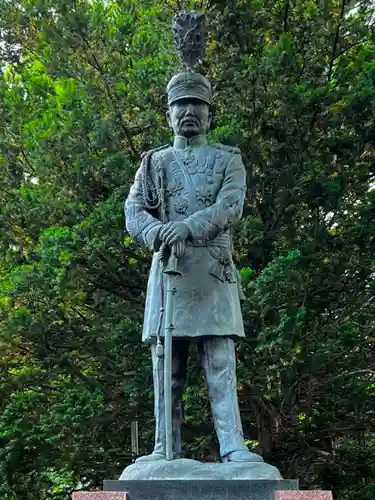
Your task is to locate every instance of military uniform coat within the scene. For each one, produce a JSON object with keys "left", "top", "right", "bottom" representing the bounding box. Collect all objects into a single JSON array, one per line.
[{"left": 124, "top": 135, "right": 246, "bottom": 343}]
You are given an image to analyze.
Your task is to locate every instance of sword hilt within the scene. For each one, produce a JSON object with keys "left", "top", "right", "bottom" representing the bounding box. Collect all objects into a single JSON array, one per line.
[{"left": 163, "top": 245, "right": 182, "bottom": 276}]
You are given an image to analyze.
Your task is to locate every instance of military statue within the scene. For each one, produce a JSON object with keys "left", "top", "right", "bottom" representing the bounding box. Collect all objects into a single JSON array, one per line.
[{"left": 124, "top": 11, "right": 263, "bottom": 465}]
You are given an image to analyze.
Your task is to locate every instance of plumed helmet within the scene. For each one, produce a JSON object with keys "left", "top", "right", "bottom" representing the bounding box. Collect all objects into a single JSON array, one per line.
[{"left": 166, "top": 11, "right": 211, "bottom": 106}]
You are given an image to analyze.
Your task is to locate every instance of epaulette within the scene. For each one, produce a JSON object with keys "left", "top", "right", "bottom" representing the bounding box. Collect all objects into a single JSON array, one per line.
[
  {"left": 140, "top": 144, "right": 170, "bottom": 160},
  {"left": 214, "top": 143, "right": 241, "bottom": 154}
]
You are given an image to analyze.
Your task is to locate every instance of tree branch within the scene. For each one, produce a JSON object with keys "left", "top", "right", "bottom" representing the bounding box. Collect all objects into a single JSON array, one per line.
[
  {"left": 80, "top": 35, "right": 138, "bottom": 157},
  {"left": 326, "top": 369, "right": 375, "bottom": 384},
  {"left": 164, "top": 0, "right": 180, "bottom": 13},
  {"left": 20, "top": 147, "right": 36, "bottom": 174},
  {"left": 327, "top": 0, "right": 346, "bottom": 82},
  {"left": 283, "top": 0, "right": 289, "bottom": 32},
  {"left": 49, "top": 18, "right": 138, "bottom": 157}
]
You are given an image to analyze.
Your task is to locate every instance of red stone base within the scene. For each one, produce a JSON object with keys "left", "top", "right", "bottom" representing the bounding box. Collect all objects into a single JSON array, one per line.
[
  {"left": 72, "top": 494, "right": 127, "bottom": 499},
  {"left": 73, "top": 490, "right": 332, "bottom": 500},
  {"left": 275, "top": 492, "right": 333, "bottom": 500}
]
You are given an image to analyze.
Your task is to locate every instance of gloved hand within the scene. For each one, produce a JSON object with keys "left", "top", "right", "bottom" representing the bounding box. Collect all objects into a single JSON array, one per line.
[
  {"left": 173, "top": 240, "right": 186, "bottom": 258},
  {"left": 159, "top": 221, "right": 190, "bottom": 246}
]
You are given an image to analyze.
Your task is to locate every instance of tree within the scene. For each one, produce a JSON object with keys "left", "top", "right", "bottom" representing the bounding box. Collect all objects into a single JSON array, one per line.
[{"left": 0, "top": 0, "right": 374, "bottom": 498}]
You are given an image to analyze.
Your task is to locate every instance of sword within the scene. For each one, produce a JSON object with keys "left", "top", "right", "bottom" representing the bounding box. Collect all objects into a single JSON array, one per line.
[{"left": 163, "top": 244, "right": 182, "bottom": 461}]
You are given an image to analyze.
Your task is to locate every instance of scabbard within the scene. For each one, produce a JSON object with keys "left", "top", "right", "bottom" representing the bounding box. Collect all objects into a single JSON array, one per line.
[{"left": 163, "top": 272, "right": 174, "bottom": 461}]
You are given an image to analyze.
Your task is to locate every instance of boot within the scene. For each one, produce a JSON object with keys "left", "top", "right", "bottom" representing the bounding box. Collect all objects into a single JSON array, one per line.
[
  {"left": 199, "top": 336, "right": 263, "bottom": 463},
  {"left": 136, "top": 340, "right": 189, "bottom": 462}
]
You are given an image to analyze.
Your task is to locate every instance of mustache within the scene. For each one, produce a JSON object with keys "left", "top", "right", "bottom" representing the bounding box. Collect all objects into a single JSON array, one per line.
[{"left": 181, "top": 116, "right": 199, "bottom": 125}]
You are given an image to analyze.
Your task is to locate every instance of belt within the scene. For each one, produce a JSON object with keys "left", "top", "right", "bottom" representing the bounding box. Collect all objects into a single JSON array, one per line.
[{"left": 190, "top": 232, "right": 232, "bottom": 249}]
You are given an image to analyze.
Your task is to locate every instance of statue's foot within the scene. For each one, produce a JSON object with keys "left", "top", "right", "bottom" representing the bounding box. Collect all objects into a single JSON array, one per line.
[
  {"left": 135, "top": 452, "right": 166, "bottom": 462},
  {"left": 135, "top": 451, "right": 183, "bottom": 462},
  {"left": 222, "top": 450, "right": 264, "bottom": 463}
]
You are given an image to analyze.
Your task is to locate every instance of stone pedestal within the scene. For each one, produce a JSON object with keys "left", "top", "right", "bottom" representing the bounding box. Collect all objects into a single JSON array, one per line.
[
  {"left": 72, "top": 458, "right": 331, "bottom": 499},
  {"left": 102, "top": 457, "right": 297, "bottom": 500},
  {"left": 73, "top": 484, "right": 333, "bottom": 500},
  {"left": 119, "top": 457, "right": 282, "bottom": 480},
  {"left": 104, "top": 479, "right": 298, "bottom": 500},
  {"left": 275, "top": 492, "right": 333, "bottom": 500}
]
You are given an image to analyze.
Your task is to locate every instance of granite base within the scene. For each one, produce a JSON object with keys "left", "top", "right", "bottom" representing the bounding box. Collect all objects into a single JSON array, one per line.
[
  {"left": 275, "top": 492, "right": 333, "bottom": 500},
  {"left": 104, "top": 479, "right": 298, "bottom": 500},
  {"left": 72, "top": 494, "right": 127, "bottom": 500},
  {"left": 72, "top": 490, "right": 333, "bottom": 500}
]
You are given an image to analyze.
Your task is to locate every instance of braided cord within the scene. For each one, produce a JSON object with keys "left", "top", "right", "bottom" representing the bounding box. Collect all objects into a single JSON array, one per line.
[
  {"left": 141, "top": 149, "right": 168, "bottom": 354},
  {"left": 141, "top": 152, "right": 161, "bottom": 211}
]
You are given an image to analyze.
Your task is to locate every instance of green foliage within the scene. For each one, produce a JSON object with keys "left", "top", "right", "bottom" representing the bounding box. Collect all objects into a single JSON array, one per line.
[{"left": 0, "top": 0, "right": 374, "bottom": 498}]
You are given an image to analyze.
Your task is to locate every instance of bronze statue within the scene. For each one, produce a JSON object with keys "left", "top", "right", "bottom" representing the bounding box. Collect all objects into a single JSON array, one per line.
[{"left": 124, "top": 10, "right": 263, "bottom": 465}]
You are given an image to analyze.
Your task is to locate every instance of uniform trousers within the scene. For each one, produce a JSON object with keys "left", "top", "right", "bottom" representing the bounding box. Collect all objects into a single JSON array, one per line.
[{"left": 151, "top": 336, "right": 248, "bottom": 458}]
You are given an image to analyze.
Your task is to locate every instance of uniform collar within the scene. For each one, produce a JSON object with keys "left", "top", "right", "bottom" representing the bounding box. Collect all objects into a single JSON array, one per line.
[{"left": 173, "top": 135, "right": 207, "bottom": 149}]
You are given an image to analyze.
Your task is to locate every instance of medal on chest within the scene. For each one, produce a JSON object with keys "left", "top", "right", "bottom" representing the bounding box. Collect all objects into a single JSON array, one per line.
[{"left": 176, "top": 148, "right": 199, "bottom": 175}]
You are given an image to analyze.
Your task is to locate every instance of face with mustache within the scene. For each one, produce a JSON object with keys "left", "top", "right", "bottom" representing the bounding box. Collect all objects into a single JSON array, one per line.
[{"left": 166, "top": 98, "right": 212, "bottom": 138}]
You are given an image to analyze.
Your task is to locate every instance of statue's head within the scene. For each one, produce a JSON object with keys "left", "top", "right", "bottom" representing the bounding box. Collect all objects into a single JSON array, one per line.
[
  {"left": 166, "top": 71, "right": 212, "bottom": 138},
  {"left": 166, "top": 98, "right": 212, "bottom": 138}
]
